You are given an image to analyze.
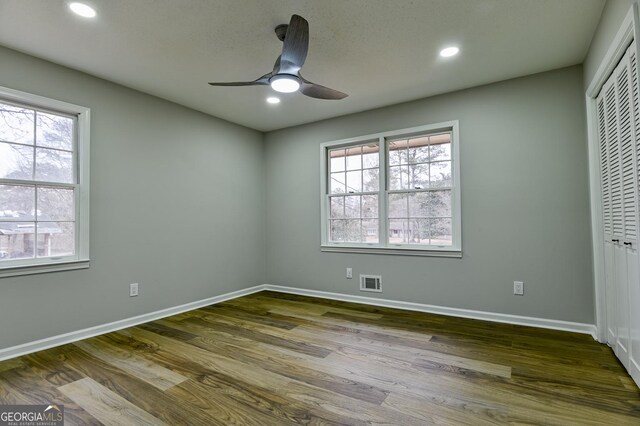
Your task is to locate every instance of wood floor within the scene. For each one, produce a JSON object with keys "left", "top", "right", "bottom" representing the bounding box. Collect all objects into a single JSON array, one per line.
[{"left": 1, "top": 291, "right": 639, "bottom": 425}]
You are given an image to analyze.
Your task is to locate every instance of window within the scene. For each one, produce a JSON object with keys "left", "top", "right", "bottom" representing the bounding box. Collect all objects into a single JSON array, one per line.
[
  {"left": 0, "top": 86, "right": 90, "bottom": 275},
  {"left": 320, "top": 121, "right": 461, "bottom": 257}
]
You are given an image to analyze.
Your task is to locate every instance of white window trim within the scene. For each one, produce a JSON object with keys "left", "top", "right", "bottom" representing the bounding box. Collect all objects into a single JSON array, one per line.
[
  {"left": 0, "top": 85, "right": 90, "bottom": 277},
  {"left": 320, "top": 121, "right": 461, "bottom": 257}
]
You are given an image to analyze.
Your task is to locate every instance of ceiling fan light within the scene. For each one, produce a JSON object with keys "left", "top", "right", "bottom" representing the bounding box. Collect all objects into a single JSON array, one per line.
[{"left": 270, "top": 75, "right": 300, "bottom": 93}]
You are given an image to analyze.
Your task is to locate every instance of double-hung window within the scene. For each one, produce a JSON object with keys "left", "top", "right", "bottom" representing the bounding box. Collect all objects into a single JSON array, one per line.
[
  {"left": 0, "top": 86, "right": 90, "bottom": 275},
  {"left": 321, "top": 121, "right": 461, "bottom": 257}
]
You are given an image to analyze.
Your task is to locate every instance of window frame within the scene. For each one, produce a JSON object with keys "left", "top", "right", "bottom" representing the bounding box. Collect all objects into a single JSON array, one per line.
[
  {"left": 320, "top": 121, "right": 461, "bottom": 257},
  {"left": 0, "top": 85, "right": 90, "bottom": 277}
]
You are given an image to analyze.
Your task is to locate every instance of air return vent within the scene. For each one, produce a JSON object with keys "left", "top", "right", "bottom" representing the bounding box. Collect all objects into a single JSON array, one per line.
[{"left": 360, "top": 274, "right": 382, "bottom": 293}]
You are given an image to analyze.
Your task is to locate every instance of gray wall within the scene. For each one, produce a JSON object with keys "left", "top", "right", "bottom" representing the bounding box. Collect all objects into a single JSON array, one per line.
[
  {"left": 0, "top": 46, "right": 266, "bottom": 350},
  {"left": 584, "top": 0, "right": 634, "bottom": 88},
  {"left": 265, "top": 66, "right": 594, "bottom": 324}
]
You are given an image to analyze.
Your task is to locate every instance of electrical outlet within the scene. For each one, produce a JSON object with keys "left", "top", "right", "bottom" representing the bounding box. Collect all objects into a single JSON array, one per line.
[
  {"left": 346, "top": 268, "right": 353, "bottom": 279},
  {"left": 130, "top": 283, "right": 139, "bottom": 297},
  {"left": 513, "top": 281, "right": 524, "bottom": 296}
]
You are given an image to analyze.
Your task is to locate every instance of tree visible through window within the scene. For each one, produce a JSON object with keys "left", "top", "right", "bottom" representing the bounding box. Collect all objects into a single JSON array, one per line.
[
  {"left": 328, "top": 142, "right": 380, "bottom": 243},
  {"left": 387, "top": 133, "right": 453, "bottom": 246},
  {"left": 321, "top": 122, "right": 461, "bottom": 254},
  {"left": 0, "top": 96, "right": 86, "bottom": 266}
]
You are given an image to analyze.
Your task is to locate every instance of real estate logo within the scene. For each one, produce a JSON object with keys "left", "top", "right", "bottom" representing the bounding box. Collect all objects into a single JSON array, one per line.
[{"left": 0, "top": 405, "right": 64, "bottom": 426}]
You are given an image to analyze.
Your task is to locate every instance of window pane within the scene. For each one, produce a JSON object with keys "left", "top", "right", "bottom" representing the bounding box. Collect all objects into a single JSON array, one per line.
[
  {"left": 362, "top": 195, "right": 378, "bottom": 218},
  {"left": 430, "top": 218, "right": 452, "bottom": 246},
  {"left": 37, "top": 187, "right": 75, "bottom": 221},
  {"left": 429, "top": 134, "right": 451, "bottom": 161},
  {"left": 330, "top": 172, "right": 346, "bottom": 194},
  {"left": 0, "top": 185, "right": 35, "bottom": 217},
  {"left": 430, "top": 190, "right": 452, "bottom": 217},
  {"left": 388, "top": 140, "right": 407, "bottom": 166},
  {"left": 37, "top": 221, "right": 75, "bottom": 257},
  {"left": 0, "top": 222, "right": 35, "bottom": 260},
  {"left": 0, "top": 142, "right": 34, "bottom": 180},
  {"left": 389, "top": 166, "right": 409, "bottom": 190},
  {"left": 344, "top": 219, "right": 362, "bottom": 242},
  {"left": 0, "top": 103, "right": 34, "bottom": 144},
  {"left": 362, "top": 219, "right": 378, "bottom": 243},
  {"left": 362, "top": 168, "right": 379, "bottom": 192},
  {"left": 430, "top": 161, "right": 451, "bottom": 188},
  {"left": 330, "top": 220, "right": 346, "bottom": 242},
  {"left": 409, "top": 219, "right": 431, "bottom": 245},
  {"left": 35, "top": 147, "right": 74, "bottom": 183},
  {"left": 36, "top": 112, "right": 73, "bottom": 151},
  {"left": 344, "top": 195, "right": 361, "bottom": 218},
  {"left": 388, "top": 220, "right": 409, "bottom": 244},
  {"left": 346, "top": 146, "right": 362, "bottom": 171},
  {"left": 362, "top": 145, "right": 379, "bottom": 168},
  {"left": 346, "top": 170, "right": 362, "bottom": 193},
  {"left": 388, "top": 193, "right": 408, "bottom": 218},
  {"left": 330, "top": 149, "right": 345, "bottom": 172},
  {"left": 331, "top": 219, "right": 363, "bottom": 243},
  {"left": 408, "top": 136, "right": 430, "bottom": 164},
  {"left": 409, "top": 192, "right": 429, "bottom": 218},
  {"left": 409, "top": 164, "right": 429, "bottom": 189},
  {"left": 330, "top": 196, "right": 344, "bottom": 219}
]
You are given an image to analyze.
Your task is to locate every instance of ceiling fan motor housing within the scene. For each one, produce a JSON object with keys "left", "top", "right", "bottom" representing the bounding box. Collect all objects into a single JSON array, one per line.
[{"left": 275, "top": 24, "right": 288, "bottom": 41}]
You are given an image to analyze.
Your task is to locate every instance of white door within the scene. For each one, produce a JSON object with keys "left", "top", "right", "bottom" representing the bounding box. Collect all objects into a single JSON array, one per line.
[
  {"left": 627, "top": 43, "right": 640, "bottom": 382},
  {"left": 598, "top": 84, "right": 618, "bottom": 345},
  {"left": 597, "top": 42, "right": 640, "bottom": 370}
]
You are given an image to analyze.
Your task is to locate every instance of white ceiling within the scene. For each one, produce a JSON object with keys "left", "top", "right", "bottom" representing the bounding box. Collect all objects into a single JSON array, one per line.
[{"left": 0, "top": 0, "right": 605, "bottom": 132}]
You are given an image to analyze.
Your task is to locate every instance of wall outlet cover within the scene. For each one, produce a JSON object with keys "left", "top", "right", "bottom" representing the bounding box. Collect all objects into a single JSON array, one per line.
[{"left": 514, "top": 281, "right": 524, "bottom": 296}]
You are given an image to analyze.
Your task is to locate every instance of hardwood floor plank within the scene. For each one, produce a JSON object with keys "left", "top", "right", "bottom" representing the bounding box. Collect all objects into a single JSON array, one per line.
[
  {"left": 201, "top": 305, "right": 299, "bottom": 330},
  {"left": 59, "top": 377, "right": 165, "bottom": 426},
  {"left": 0, "top": 358, "right": 24, "bottom": 373},
  {"left": 32, "top": 344, "right": 217, "bottom": 425},
  {"left": 166, "top": 379, "right": 298, "bottom": 426},
  {"left": 74, "top": 338, "right": 188, "bottom": 390},
  {"left": 0, "top": 365, "right": 101, "bottom": 426},
  {"left": 137, "top": 321, "right": 200, "bottom": 341},
  {"left": 113, "top": 329, "right": 370, "bottom": 424},
  {"left": 248, "top": 293, "right": 385, "bottom": 319},
  {"left": 181, "top": 312, "right": 332, "bottom": 358}
]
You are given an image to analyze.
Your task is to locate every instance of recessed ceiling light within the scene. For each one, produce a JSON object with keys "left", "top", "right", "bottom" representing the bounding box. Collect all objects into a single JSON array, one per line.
[
  {"left": 266, "top": 97, "right": 281, "bottom": 104},
  {"left": 439, "top": 46, "right": 459, "bottom": 58},
  {"left": 270, "top": 75, "right": 300, "bottom": 93},
  {"left": 69, "top": 2, "right": 97, "bottom": 18}
]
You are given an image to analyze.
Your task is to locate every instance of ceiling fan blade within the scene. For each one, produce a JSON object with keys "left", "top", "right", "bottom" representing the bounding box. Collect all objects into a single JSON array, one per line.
[
  {"left": 209, "top": 72, "right": 271, "bottom": 87},
  {"left": 301, "top": 79, "right": 348, "bottom": 100},
  {"left": 279, "top": 14, "right": 309, "bottom": 74},
  {"left": 272, "top": 56, "right": 282, "bottom": 74}
]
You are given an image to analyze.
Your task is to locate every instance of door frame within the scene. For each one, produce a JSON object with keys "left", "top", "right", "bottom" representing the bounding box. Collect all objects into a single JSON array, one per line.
[{"left": 585, "top": 4, "right": 639, "bottom": 343}]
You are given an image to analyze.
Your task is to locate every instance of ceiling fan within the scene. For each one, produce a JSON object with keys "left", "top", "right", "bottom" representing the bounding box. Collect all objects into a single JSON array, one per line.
[{"left": 208, "top": 14, "right": 348, "bottom": 100}]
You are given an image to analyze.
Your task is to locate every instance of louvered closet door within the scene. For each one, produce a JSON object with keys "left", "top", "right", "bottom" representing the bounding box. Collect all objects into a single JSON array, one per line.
[
  {"left": 597, "top": 41, "right": 640, "bottom": 372},
  {"left": 598, "top": 80, "right": 617, "bottom": 345},
  {"left": 627, "top": 43, "right": 640, "bottom": 382},
  {"left": 613, "top": 53, "right": 633, "bottom": 367}
]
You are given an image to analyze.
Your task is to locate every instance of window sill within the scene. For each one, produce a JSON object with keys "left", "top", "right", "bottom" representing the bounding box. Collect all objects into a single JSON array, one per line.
[
  {"left": 0, "top": 259, "right": 90, "bottom": 278},
  {"left": 321, "top": 245, "right": 462, "bottom": 258}
]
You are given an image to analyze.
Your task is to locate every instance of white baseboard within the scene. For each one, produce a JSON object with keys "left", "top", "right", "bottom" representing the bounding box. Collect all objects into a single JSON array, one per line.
[
  {"left": 0, "top": 285, "right": 266, "bottom": 362},
  {"left": 630, "top": 358, "right": 640, "bottom": 389},
  {"left": 262, "top": 284, "right": 598, "bottom": 338},
  {"left": 0, "top": 283, "right": 598, "bottom": 362}
]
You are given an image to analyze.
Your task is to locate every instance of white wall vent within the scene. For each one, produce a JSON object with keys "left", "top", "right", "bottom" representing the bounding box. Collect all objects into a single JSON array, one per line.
[{"left": 359, "top": 274, "right": 382, "bottom": 293}]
